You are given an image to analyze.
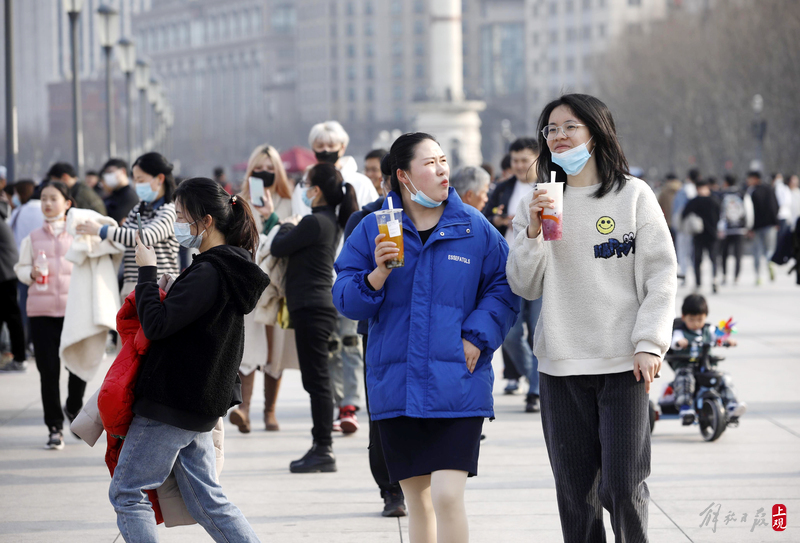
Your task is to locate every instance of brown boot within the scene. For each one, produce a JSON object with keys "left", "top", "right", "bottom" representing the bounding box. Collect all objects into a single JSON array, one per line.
[
  {"left": 230, "top": 371, "right": 254, "bottom": 433},
  {"left": 263, "top": 374, "right": 281, "bottom": 431}
]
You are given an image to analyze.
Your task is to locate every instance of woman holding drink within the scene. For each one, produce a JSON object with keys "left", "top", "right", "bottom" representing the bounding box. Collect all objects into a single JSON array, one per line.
[
  {"left": 506, "top": 94, "right": 677, "bottom": 542},
  {"left": 333, "top": 132, "right": 518, "bottom": 543}
]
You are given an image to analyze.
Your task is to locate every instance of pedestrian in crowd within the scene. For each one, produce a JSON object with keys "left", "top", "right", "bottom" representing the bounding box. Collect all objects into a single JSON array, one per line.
[
  {"left": 228, "top": 143, "right": 295, "bottom": 433},
  {"left": 342, "top": 157, "right": 407, "bottom": 518},
  {"left": 0, "top": 199, "right": 27, "bottom": 373},
  {"left": 13, "top": 182, "right": 87, "bottom": 449},
  {"left": 773, "top": 173, "right": 793, "bottom": 233},
  {"left": 75, "top": 153, "right": 180, "bottom": 301},
  {"left": 109, "top": 177, "right": 268, "bottom": 542},
  {"left": 7, "top": 179, "right": 42, "bottom": 350},
  {"left": 746, "top": 170, "right": 780, "bottom": 285},
  {"left": 100, "top": 158, "right": 140, "bottom": 225},
  {"left": 451, "top": 165, "right": 490, "bottom": 213},
  {"left": 46, "top": 162, "right": 107, "bottom": 215},
  {"left": 718, "top": 174, "right": 751, "bottom": 286},
  {"left": 506, "top": 94, "right": 677, "bottom": 542},
  {"left": 214, "top": 166, "right": 234, "bottom": 195},
  {"left": 672, "top": 169, "right": 699, "bottom": 284},
  {"left": 303, "top": 121, "right": 378, "bottom": 434},
  {"left": 85, "top": 170, "right": 104, "bottom": 198},
  {"left": 499, "top": 153, "right": 513, "bottom": 182},
  {"left": 657, "top": 172, "right": 682, "bottom": 242},
  {"left": 334, "top": 133, "right": 519, "bottom": 543},
  {"left": 271, "top": 162, "right": 358, "bottom": 472},
  {"left": 364, "top": 148, "right": 388, "bottom": 194},
  {"left": 484, "top": 137, "right": 543, "bottom": 411},
  {"left": 789, "top": 174, "right": 800, "bottom": 228},
  {"left": 682, "top": 178, "right": 721, "bottom": 292}
]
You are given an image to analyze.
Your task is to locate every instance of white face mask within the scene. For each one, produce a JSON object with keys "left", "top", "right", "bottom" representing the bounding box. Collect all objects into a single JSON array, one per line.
[{"left": 103, "top": 171, "right": 119, "bottom": 189}]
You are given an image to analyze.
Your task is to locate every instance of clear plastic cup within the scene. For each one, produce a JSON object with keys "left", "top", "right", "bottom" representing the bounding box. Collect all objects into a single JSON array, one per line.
[
  {"left": 541, "top": 182, "right": 564, "bottom": 241},
  {"left": 375, "top": 209, "right": 405, "bottom": 268}
]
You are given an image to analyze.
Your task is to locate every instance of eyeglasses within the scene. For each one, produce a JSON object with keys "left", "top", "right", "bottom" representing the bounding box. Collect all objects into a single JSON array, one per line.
[{"left": 541, "top": 122, "right": 586, "bottom": 141}]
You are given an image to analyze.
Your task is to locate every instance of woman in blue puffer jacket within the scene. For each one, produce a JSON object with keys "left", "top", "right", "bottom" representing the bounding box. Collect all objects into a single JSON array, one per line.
[{"left": 333, "top": 132, "right": 519, "bottom": 542}]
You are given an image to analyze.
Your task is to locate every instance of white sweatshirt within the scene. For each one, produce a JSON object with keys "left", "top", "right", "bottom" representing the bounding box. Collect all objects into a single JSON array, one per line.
[{"left": 506, "top": 177, "right": 677, "bottom": 376}]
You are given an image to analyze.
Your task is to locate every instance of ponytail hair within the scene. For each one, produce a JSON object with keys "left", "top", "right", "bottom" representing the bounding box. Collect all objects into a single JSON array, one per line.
[
  {"left": 384, "top": 132, "right": 438, "bottom": 195},
  {"left": 307, "top": 162, "right": 358, "bottom": 228},
  {"left": 174, "top": 177, "right": 260, "bottom": 259}
]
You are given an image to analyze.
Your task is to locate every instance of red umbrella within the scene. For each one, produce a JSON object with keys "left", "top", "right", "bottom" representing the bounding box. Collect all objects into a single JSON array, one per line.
[{"left": 280, "top": 147, "right": 316, "bottom": 174}]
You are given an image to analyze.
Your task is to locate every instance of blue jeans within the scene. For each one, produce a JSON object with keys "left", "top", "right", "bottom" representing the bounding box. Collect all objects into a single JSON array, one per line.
[
  {"left": 752, "top": 226, "right": 777, "bottom": 277},
  {"left": 502, "top": 297, "right": 542, "bottom": 397},
  {"left": 109, "top": 415, "right": 261, "bottom": 543},
  {"left": 329, "top": 314, "right": 364, "bottom": 409}
]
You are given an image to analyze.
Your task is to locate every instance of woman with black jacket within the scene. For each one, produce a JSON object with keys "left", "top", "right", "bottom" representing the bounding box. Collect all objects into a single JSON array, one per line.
[
  {"left": 109, "top": 177, "right": 269, "bottom": 542},
  {"left": 271, "top": 163, "right": 358, "bottom": 473}
]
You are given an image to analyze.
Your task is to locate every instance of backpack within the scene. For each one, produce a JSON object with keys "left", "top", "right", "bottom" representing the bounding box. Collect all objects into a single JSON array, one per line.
[{"left": 721, "top": 192, "right": 746, "bottom": 229}]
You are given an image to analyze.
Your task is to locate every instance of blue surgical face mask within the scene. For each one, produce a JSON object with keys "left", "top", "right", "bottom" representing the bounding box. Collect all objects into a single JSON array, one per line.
[
  {"left": 12, "top": 194, "right": 21, "bottom": 207},
  {"left": 301, "top": 187, "right": 315, "bottom": 208},
  {"left": 135, "top": 182, "right": 158, "bottom": 203},
  {"left": 403, "top": 176, "right": 443, "bottom": 208},
  {"left": 551, "top": 137, "right": 593, "bottom": 176},
  {"left": 174, "top": 220, "right": 205, "bottom": 249}
]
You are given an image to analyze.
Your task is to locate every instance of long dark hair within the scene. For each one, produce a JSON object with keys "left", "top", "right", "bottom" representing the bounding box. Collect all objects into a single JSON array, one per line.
[
  {"left": 40, "top": 180, "right": 76, "bottom": 215},
  {"left": 174, "top": 177, "right": 259, "bottom": 259},
  {"left": 382, "top": 132, "right": 438, "bottom": 195},
  {"left": 132, "top": 152, "right": 177, "bottom": 203},
  {"left": 536, "top": 94, "right": 629, "bottom": 198},
  {"left": 307, "top": 163, "right": 358, "bottom": 228}
]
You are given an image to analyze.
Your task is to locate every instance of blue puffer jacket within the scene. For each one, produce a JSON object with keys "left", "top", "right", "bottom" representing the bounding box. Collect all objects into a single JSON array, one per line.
[{"left": 333, "top": 188, "right": 520, "bottom": 421}]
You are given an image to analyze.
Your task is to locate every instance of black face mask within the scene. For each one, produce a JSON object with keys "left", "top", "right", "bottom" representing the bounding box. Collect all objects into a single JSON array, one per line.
[
  {"left": 315, "top": 150, "right": 339, "bottom": 164},
  {"left": 250, "top": 170, "right": 275, "bottom": 188}
]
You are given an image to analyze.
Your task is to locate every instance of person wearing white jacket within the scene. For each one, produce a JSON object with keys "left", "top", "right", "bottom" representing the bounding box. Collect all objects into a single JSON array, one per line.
[{"left": 506, "top": 94, "right": 677, "bottom": 543}]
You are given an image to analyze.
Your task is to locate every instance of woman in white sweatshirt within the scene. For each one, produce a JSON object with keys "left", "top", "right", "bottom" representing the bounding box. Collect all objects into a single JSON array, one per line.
[{"left": 506, "top": 94, "right": 677, "bottom": 542}]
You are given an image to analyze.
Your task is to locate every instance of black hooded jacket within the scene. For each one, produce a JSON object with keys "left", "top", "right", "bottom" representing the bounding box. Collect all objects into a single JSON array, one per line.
[{"left": 133, "top": 244, "right": 270, "bottom": 431}]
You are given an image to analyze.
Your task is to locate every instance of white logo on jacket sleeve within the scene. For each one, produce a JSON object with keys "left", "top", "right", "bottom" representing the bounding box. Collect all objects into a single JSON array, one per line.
[{"left": 447, "top": 254, "right": 471, "bottom": 265}]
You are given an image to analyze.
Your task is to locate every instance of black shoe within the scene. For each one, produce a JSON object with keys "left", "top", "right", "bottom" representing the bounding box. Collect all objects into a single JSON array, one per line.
[
  {"left": 289, "top": 443, "right": 337, "bottom": 473},
  {"left": 525, "top": 395, "right": 540, "bottom": 413},
  {"left": 46, "top": 427, "right": 64, "bottom": 450},
  {"left": 381, "top": 490, "right": 407, "bottom": 517}
]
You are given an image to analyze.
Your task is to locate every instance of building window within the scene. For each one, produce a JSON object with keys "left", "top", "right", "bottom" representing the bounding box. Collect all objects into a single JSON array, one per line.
[
  {"left": 392, "top": 20, "right": 403, "bottom": 35},
  {"left": 549, "top": 2, "right": 557, "bottom": 15},
  {"left": 415, "top": 43, "right": 425, "bottom": 56},
  {"left": 346, "top": 1, "right": 354, "bottom": 15},
  {"left": 583, "top": 54, "right": 593, "bottom": 70},
  {"left": 565, "top": 0, "right": 574, "bottom": 12},
  {"left": 598, "top": 23, "right": 606, "bottom": 37},
  {"left": 365, "top": 20, "right": 374, "bottom": 36},
  {"left": 549, "top": 30, "right": 558, "bottom": 43},
  {"left": 393, "top": 64, "right": 403, "bottom": 78},
  {"left": 566, "top": 57, "right": 575, "bottom": 72},
  {"left": 348, "top": 88, "right": 356, "bottom": 102},
  {"left": 628, "top": 0, "right": 641, "bottom": 5},
  {"left": 532, "top": 4, "right": 539, "bottom": 17},
  {"left": 566, "top": 27, "right": 576, "bottom": 41},
  {"left": 347, "top": 44, "right": 355, "bottom": 58},
  {"left": 330, "top": 23, "right": 337, "bottom": 37},
  {"left": 395, "top": 109, "right": 403, "bottom": 122},
  {"left": 627, "top": 22, "right": 643, "bottom": 35},
  {"left": 392, "top": 41, "right": 403, "bottom": 56},
  {"left": 365, "top": 1, "right": 373, "bottom": 15},
  {"left": 349, "top": 109, "right": 356, "bottom": 122},
  {"left": 331, "top": 66, "right": 338, "bottom": 80},
  {"left": 582, "top": 25, "right": 591, "bottom": 40},
  {"left": 366, "top": 87, "right": 374, "bottom": 101},
  {"left": 331, "top": 44, "right": 338, "bottom": 58},
  {"left": 414, "top": 0, "right": 425, "bottom": 13},
  {"left": 347, "top": 65, "right": 356, "bottom": 80},
  {"left": 365, "top": 42, "right": 374, "bottom": 57},
  {"left": 393, "top": 86, "right": 403, "bottom": 100},
  {"left": 532, "top": 32, "right": 539, "bottom": 45},
  {"left": 414, "top": 20, "right": 424, "bottom": 35},
  {"left": 391, "top": 0, "right": 402, "bottom": 14},
  {"left": 272, "top": 5, "right": 296, "bottom": 33},
  {"left": 549, "top": 59, "right": 558, "bottom": 72},
  {"left": 347, "top": 23, "right": 354, "bottom": 36},
  {"left": 415, "top": 63, "right": 424, "bottom": 78},
  {"left": 366, "top": 64, "right": 374, "bottom": 79},
  {"left": 330, "top": 1, "right": 337, "bottom": 16},
  {"left": 532, "top": 60, "right": 539, "bottom": 73},
  {"left": 598, "top": 0, "right": 606, "bottom": 7},
  {"left": 331, "top": 87, "right": 338, "bottom": 101},
  {"left": 583, "top": 0, "right": 591, "bottom": 9}
]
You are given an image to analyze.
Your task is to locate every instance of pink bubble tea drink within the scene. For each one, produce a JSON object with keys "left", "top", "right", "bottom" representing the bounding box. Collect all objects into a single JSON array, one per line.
[{"left": 541, "top": 173, "right": 564, "bottom": 241}]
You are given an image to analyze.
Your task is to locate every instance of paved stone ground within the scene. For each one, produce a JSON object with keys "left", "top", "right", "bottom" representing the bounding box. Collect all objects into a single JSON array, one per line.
[{"left": 0, "top": 255, "right": 798, "bottom": 542}]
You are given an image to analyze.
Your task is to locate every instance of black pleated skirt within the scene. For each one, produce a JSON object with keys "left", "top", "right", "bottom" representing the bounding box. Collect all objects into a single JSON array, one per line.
[{"left": 375, "top": 416, "right": 485, "bottom": 484}]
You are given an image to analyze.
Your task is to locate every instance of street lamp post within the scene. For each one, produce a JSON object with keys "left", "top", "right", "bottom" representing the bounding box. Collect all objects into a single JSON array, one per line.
[
  {"left": 134, "top": 60, "right": 150, "bottom": 153},
  {"left": 64, "top": 0, "right": 85, "bottom": 177},
  {"left": 664, "top": 123, "right": 675, "bottom": 174},
  {"left": 117, "top": 39, "right": 136, "bottom": 163},
  {"left": 751, "top": 94, "right": 767, "bottom": 173},
  {"left": 97, "top": 4, "right": 120, "bottom": 160},
  {"left": 147, "top": 77, "right": 161, "bottom": 152},
  {"left": 5, "top": 0, "right": 18, "bottom": 182}
]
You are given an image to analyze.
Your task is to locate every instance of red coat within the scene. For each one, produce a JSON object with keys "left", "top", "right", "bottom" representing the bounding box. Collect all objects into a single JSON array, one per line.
[{"left": 98, "top": 289, "right": 167, "bottom": 524}]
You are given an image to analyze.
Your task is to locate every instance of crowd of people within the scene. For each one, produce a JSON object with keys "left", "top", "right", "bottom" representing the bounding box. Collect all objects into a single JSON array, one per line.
[{"left": 0, "top": 94, "right": 797, "bottom": 543}]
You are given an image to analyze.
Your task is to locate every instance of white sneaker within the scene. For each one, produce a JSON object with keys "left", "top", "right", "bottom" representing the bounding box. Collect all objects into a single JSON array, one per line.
[
  {"left": 0, "top": 360, "right": 28, "bottom": 373},
  {"left": 679, "top": 406, "right": 696, "bottom": 425}
]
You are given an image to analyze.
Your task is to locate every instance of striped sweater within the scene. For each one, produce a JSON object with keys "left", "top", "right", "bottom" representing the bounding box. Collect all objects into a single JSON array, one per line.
[{"left": 106, "top": 201, "right": 180, "bottom": 284}]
